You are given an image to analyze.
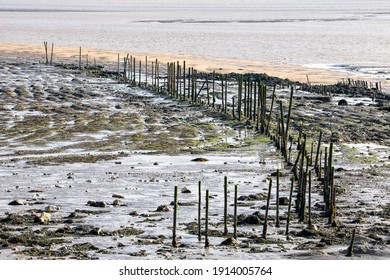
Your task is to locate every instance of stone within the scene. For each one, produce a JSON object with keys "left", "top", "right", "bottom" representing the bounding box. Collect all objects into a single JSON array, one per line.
[
  {"left": 278, "top": 197, "right": 290, "bottom": 206},
  {"left": 113, "top": 199, "right": 124, "bottom": 207},
  {"left": 156, "top": 205, "right": 170, "bottom": 212},
  {"left": 191, "top": 158, "right": 209, "bottom": 162},
  {"left": 112, "top": 194, "right": 125, "bottom": 199},
  {"left": 239, "top": 214, "right": 262, "bottom": 225},
  {"left": 87, "top": 200, "right": 108, "bottom": 208},
  {"left": 34, "top": 212, "right": 51, "bottom": 224},
  {"left": 220, "top": 237, "right": 238, "bottom": 246},
  {"left": 181, "top": 187, "right": 191, "bottom": 194},
  {"left": 338, "top": 99, "right": 348, "bottom": 106},
  {"left": 8, "top": 199, "right": 24, "bottom": 206},
  {"left": 44, "top": 205, "right": 61, "bottom": 212}
]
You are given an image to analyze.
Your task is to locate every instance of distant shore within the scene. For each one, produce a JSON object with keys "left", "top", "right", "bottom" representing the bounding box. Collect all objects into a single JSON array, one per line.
[{"left": 1, "top": 42, "right": 388, "bottom": 90}]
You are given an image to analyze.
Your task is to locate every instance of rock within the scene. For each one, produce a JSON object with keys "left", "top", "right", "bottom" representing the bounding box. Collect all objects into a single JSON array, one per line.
[
  {"left": 238, "top": 214, "right": 262, "bottom": 225},
  {"left": 44, "top": 205, "right": 61, "bottom": 212},
  {"left": 307, "top": 224, "right": 319, "bottom": 231},
  {"left": 295, "top": 228, "right": 320, "bottom": 238},
  {"left": 112, "top": 194, "right": 125, "bottom": 199},
  {"left": 8, "top": 200, "right": 24, "bottom": 206},
  {"left": 113, "top": 199, "right": 125, "bottom": 207},
  {"left": 34, "top": 212, "right": 51, "bottom": 224},
  {"left": 191, "top": 158, "right": 209, "bottom": 162},
  {"left": 156, "top": 205, "right": 170, "bottom": 212},
  {"left": 90, "top": 227, "right": 103, "bottom": 235},
  {"left": 278, "top": 197, "right": 289, "bottom": 206},
  {"left": 181, "top": 187, "right": 191, "bottom": 194},
  {"left": 338, "top": 99, "right": 348, "bottom": 106},
  {"left": 129, "top": 211, "right": 139, "bottom": 216},
  {"left": 270, "top": 171, "right": 289, "bottom": 177},
  {"left": 220, "top": 237, "right": 238, "bottom": 246},
  {"left": 87, "top": 200, "right": 108, "bottom": 208},
  {"left": 238, "top": 193, "right": 268, "bottom": 201},
  {"left": 129, "top": 250, "right": 148, "bottom": 257}
]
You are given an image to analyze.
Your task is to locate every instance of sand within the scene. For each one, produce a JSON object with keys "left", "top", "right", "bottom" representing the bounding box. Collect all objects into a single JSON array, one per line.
[{"left": 1, "top": 42, "right": 389, "bottom": 90}]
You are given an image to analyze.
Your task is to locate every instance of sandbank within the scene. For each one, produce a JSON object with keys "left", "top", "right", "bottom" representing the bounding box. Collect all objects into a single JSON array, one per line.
[{"left": 1, "top": 42, "right": 388, "bottom": 90}]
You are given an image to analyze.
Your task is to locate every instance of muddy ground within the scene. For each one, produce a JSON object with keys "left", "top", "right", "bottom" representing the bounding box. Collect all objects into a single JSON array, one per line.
[{"left": 0, "top": 59, "right": 389, "bottom": 260}]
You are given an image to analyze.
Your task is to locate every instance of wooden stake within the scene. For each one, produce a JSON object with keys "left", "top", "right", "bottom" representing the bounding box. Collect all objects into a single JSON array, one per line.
[
  {"left": 172, "top": 185, "right": 178, "bottom": 247},
  {"left": 44, "top": 41, "right": 48, "bottom": 65},
  {"left": 308, "top": 170, "right": 312, "bottom": 227},
  {"left": 286, "top": 176, "right": 294, "bottom": 237},
  {"left": 276, "top": 169, "right": 280, "bottom": 227},
  {"left": 224, "top": 176, "right": 228, "bottom": 236},
  {"left": 262, "top": 178, "right": 272, "bottom": 239},
  {"left": 205, "top": 189, "right": 210, "bottom": 248},
  {"left": 346, "top": 228, "right": 356, "bottom": 257},
  {"left": 234, "top": 184, "right": 238, "bottom": 240},
  {"left": 198, "top": 181, "right": 202, "bottom": 241},
  {"left": 50, "top": 43, "right": 54, "bottom": 65}
]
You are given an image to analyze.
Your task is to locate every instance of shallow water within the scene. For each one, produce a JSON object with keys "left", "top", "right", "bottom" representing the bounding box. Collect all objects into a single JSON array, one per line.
[{"left": 1, "top": 0, "right": 390, "bottom": 79}]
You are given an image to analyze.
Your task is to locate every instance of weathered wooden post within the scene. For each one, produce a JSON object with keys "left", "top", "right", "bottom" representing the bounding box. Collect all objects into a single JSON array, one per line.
[
  {"left": 198, "top": 181, "right": 202, "bottom": 241},
  {"left": 145, "top": 56, "right": 148, "bottom": 86},
  {"left": 308, "top": 170, "right": 313, "bottom": 227},
  {"left": 276, "top": 169, "right": 280, "bottom": 227},
  {"left": 224, "top": 176, "right": 228, "bottom": 236},
  {"left": 285, "top": 86, "right": 294, "bottom": 152},
  {"left": 266, "top": 85, "right": 276, "bottom": 135},
  {"left": 233, "top": 184, "right": 238, "bottom": 240},
  {"left": 172, "top": 185, "right": 178, "bottom": 247},
  {"left": 117, "top": 53, "right": 120, "bottom": 80},
  {"left": 205, "top": 189, "right": 210, "bottom": 248},
  {"left": 262, "top": 179, "right": 272, "bottom": 239},
  {"left": 183, "top": 61, "right": 186, "bottom": 100},
  {"left": 346, "top": 228, "right": 356, "bottom": 257},
  {"left": 79, "top": 47, "right": 82, "bottom": 70},
  {"left": 224, "top": 74, "right": 228, "bottom": 114},
  {"left": 138, "top": 60, "right": 142, "bottom": 87},
  {"left": 50, "top": 43, "right": 54, "bottom": 65},
  {"left": 238, "top": 74, "right": 243, "bottom": 121},
  {"left": 44, "top": 41, "right": 48, "bottom": 65}
]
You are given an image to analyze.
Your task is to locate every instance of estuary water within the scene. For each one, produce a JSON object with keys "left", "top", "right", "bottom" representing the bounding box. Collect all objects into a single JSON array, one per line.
[{"left": 1, "top": 0, "right": 390, "bottom": 79}]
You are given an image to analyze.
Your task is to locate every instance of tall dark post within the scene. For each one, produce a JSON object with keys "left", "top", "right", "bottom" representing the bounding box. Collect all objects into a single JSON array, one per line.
[
  {"left": 238, "top": 74, "right": 243, "bottom": 121},
  {"left": 266, "top": 86, "right": 276, "bottom": 135},
  {"left": 262, "top": 179, "right": 272, "bottom": 239},
  {"left": 198, "top": 181, "right": 202, "bottom": 241},
  {"left": 172, "top": 186, "right": 178, "bottom": 247},
  {"left": 224, "top": 176, "right": 228, "bottom": 236},
  {"left": 276, "top": 169, "right": 280, "bottom": 227},
  {"left": 50, "top": 43, "right": 54, "bottom": 65},
  {"left": 233, "top": 184, "right": 238, "bottom": 240},
  {"left": 308, "top": 170, "right": 313, "bottom": 227},
  {"left": 205, "top": 190, "right": 210, "bottom": 248}
]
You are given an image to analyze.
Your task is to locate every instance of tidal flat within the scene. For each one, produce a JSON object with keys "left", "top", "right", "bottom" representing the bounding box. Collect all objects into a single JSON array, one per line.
[{"left": 0, "top": 59, "right": 389, "bottom": 260}]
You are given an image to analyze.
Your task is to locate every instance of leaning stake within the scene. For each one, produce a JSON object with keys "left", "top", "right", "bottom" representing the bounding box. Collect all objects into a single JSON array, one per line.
[
  {"left": 346, "top": 228, "right": 356, "bottom": 257},
  {"left": 262, "top": 178, "right": 272, "bottom": 239}
]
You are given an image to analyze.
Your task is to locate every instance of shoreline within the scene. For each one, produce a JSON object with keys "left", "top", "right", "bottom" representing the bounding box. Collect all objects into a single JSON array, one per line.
[{"left": 1, "top": 42, "right": 389, "bottom": 90}]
